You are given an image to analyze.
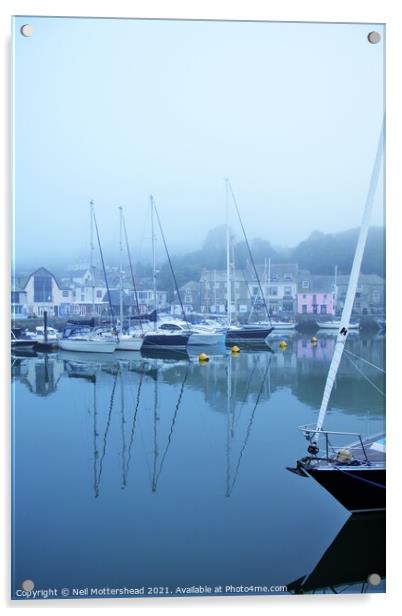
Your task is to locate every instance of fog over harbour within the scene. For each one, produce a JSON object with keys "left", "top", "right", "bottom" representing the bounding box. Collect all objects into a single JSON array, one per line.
[{"left": 13, "top": 17, "right": 384, "bottom": 268}]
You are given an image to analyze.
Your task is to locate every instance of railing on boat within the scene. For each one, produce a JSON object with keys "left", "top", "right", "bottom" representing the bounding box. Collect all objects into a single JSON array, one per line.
[{"left": 298, "top": 425, "right": 370, "bottom": 463}]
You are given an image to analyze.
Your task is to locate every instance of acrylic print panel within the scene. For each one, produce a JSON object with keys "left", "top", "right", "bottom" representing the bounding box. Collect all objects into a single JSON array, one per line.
[{"left": 12, "top": 16, "right": 385, "bottom": 600}]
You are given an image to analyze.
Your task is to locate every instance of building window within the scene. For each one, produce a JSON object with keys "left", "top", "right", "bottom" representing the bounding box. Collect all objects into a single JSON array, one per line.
[
  {"left": 96, "top": 290, "right": 102, "bottom": 298},
  {"left": 284, "top": 274, "right": 293, "bottom": 281},
  {"left": 33, "top": 275, "right": 52, "bottom": 303},
  {"left": 284, "top": 286, "right": 292, "bottom": 296},
  {"left": 313, "top": 305, "right": 318, "bottom": 314},
  {"left": 62, "top": 290, "right": 69, "bottom": 297},
  {"left": 302, "top": 304, "right": 307, "bottom": 314},
  {"left": 321, "top": 305, "right": 327, "bottom": 315},
  {"left": 269, "top": 287, "right": 278, "bottom": 296},
  {"left": 302, "top": 280, "right": 309, "bottom": 289}
]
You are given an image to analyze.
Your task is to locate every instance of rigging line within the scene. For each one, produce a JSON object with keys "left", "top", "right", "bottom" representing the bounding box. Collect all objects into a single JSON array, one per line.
[
  {"left": 233, "top": 355, "right": 261, "bottom": 427},
  {"left": 332, "top": 465, "right": 386, "bottom": 490},
  {"left": 229, "top": 354, "right": 273, "bottom": 495},
  {"left": 228, "top": 180, "right": 271, "bottom": 325},
  {"left": 135, "top": 205, "right": 150, "bottom": 265},
  {"left": 92, "top": 209, "right": 115, "bottom": 322},
  {"left": 120, "top": 369, "right": 127, "bottom": 489},
  {"left": 122, "top": 214, "right": 143, "bottom": 329},
  {"left": 345, "top": 354, "right": 385, "bottom": 397},
  {"left": 154, "top": 367, "right": 190, "bottom": 488},
  {"left": 344, "top": 348, "right": 385, "bottom": 374},
  {"left": 92, "top": 376, "right": 98, "bottom": 498},
  {"left": 125, "top": 371, "right": 145, "bottom": 480},
  {"left": 94, "top": 368, "right": 119, "bottom": 498},
  {"left": 151, "top": 373, "right": 159, "bottom": 492},
  {"left": 152, "top": 199, "right": 189, "bottom": 327}
]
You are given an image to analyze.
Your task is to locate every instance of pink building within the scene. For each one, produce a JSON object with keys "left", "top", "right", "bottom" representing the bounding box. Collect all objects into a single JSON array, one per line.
[
  {"left": 297, "top": 273, "right": 336, "bottom": 316},
  {"left": 297, "top": 291, "right": 334, "bottom": 315}
]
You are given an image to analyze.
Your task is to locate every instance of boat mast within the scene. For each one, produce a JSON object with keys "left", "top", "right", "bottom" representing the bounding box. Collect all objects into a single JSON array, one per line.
[
  {"left": 228, "top": 180, "right": 271, "bottom": 324},
  {"left": 267, "top": 257, "right": 271, "bottom": 317},
  {"left": 334, "top": 264, "right": 338, "bottom": 316},
  {"left": 225, "top": 178, "right": 232, "bottom": 326},
  {"left": 150, "top": 195, "right": 157, "bottom": 331},
  {"left": 313, "top": 119, "right": 384, "bottom": 442},
  {"left": 213, "top": 269, "right": 217, "bottom": 314},
  {"left": 90, "top": 200, "right": 95, "bottom": 316},
  {"left": 119, "top": 206, "right": 124, "bottom": 329}
]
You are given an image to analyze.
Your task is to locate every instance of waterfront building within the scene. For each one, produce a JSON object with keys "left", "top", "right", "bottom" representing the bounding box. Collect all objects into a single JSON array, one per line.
[
  {"left": 15, "top": 267, "right": 72, "bottom": 318},
  {"left": 199, "top": 264, "right": 298, "bottom": 318},
  {"left": 11, "top": 286, "right": 28, "bottom": 319},
  {"left": 171, "top": 281, "right": 201, "bottom": 315},
  {"left": 297, "top": 273, "right": 335, "bottom": 316},
  {"left": 336, "top": 274, "right": 385, "bottom": 316}
]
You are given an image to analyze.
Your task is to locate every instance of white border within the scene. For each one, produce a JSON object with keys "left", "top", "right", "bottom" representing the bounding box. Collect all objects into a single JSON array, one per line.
[{"left": 1, "top": 1, "right": 401, "bottom": 613}]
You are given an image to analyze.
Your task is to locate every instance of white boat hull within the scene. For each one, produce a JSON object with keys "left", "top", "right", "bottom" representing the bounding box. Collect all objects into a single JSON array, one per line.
[
  {"left": 117, "top": 336, "right": 143, "bottom": 351},
  {"left": 318, "top": 321, "right": 359, "bottom": 330},
  {"left": 271, "top": 323, "right": 296, "bottom": 330},
  {"left": 188, "top": 333, "right": 225, "bottom": 345},
  {"left": 58, "top": 339, "right": 118, "bottom": 353}
]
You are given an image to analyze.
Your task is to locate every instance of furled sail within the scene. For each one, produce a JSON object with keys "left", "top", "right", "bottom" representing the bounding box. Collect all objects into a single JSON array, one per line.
[{"left": 314, "top": 119, "right": 385, "bottom": 440}]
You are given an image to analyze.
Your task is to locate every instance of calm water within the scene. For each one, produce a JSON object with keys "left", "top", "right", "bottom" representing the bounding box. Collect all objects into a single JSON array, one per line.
[{"left": 11, "top": 333, "right": 385, "bottom": 599}]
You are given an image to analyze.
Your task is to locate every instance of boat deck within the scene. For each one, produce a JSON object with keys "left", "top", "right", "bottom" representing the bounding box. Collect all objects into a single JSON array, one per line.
[{"left": 315, "top": 433, "right": 386, "bottom": 467}]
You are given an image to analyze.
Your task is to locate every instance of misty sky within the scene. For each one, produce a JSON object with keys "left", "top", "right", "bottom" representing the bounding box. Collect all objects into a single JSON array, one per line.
[{"left": 13, "top": 17, "right": 384, "bottom": 269}]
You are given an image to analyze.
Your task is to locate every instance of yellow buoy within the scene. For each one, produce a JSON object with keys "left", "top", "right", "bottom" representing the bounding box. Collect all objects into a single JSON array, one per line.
[
  {"left": 198, "top": 353, "right": 209, "bottom": 363},
  {"left": 279, "top": 340, "right": 288, "bottom": 349},
  {"left": 231, "top": 345, "right": 240, "bottom": 354},
  {"left": 311, "top": 336, "right": 318, "bottom": 344}
]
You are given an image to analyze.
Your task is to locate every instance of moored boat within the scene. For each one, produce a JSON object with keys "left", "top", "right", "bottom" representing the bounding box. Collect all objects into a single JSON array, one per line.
[
  {"left": 288, "top": 120, "right": 385, "bottom": 514},
  {"left": 11, "top": 328, "right": 35, "bottom": 349},
  {"left": 225, "top": 325, "right": 273, "bottom": 344},
  {"left": 318, "top": 320, "right": 359, "bottom": 330},
  {"left": 142, "top": 330, "right": 190, "bottom": 350},
  {"left": 158, "top": 320, "right": 225, "bottom": 345}
]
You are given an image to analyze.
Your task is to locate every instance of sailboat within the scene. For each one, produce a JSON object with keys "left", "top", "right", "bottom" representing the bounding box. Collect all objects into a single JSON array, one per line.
[
  {"left": 224, "top": 180, "right": 273, "bottom": 345},
  {"left": 59, "top": 202, "right": 118, "bottom": 353},
  {"left": 287, "top": 121, "right": 385, "bottom": 514},
  {"left": 115, "top": 206, "right": 145, "bottom": 351},
  {"left": 141, "top": 196, "right": 190, "bottom": 350}
]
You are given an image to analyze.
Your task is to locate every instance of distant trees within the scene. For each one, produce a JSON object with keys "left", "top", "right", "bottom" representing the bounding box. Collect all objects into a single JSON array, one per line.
[
  {"left": 143, "top": 225, "right": 385, "bottom": 295},
  {"left": 291, "top": 227, "right": 385, "bottom": 276}
]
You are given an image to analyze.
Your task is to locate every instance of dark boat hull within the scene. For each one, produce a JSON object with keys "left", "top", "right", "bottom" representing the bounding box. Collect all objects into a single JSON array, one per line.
[
  {"left": 225, "top": 327, "right": 273, "bottom": 344},
  {"left": 142, "top": 333, "right": 190, "bottom": 350},
  {"left": 307, "top": 466, "right": 385, "bottom": 513},
  {"left": 11, "top": 340, "right": 35, "bottom": 349}
]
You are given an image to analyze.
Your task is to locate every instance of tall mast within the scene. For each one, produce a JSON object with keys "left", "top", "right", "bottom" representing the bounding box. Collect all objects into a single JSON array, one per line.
[
  {"left": 313, "top": 119, "right": 384, "bottom": 440},
  {"left": 267, "top": 257, "right": 271, "bottom": 316},
  {"left": 334, "top": 264, "right": 338, "bottom": 315},
  {"left": 213, "top": 269, "right": 217, "bottom": 313},
  {"left": 225, "top": 178, "right": 232, "bottom": 326},
  {"left": 150, "top": 195, "right": 157, "bottom": 331},
  {"left": 119, "top": 206, "right": 124, "bottom": 328},
  {"left": 90, "top": 200, "right": 95, "bottom": 316}
]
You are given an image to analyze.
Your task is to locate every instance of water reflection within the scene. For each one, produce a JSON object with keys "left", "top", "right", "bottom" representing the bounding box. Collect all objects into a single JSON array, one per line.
[
  {"left": 11, "top": 333, "right": 385, "bottom": 596},
  {"left": 288, "top": 513, "right": 385, "bottom": 594}
]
